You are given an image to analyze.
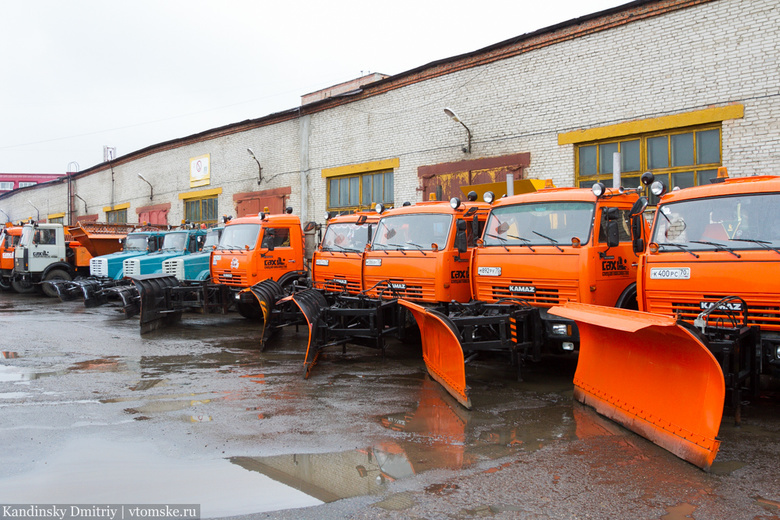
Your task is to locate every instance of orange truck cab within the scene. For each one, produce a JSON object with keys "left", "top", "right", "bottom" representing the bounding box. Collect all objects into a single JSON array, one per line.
[
  {"left": 0, "top": 225, "right": 22, "bottom": 290},
  {"left": 312, "top": 211, "right": 379, "bottom": 295},
  {"left": 363, "top": 198, "right": 490, "bottom": 305},
  {"left": 471, "top": 185, "right": 644, "bottom": 353},
  {"left": 637, "top": 174, "right": 780, "bottom": 378},
  {"left": 211, "top": 210, "right": 307, "bottom": 318}
]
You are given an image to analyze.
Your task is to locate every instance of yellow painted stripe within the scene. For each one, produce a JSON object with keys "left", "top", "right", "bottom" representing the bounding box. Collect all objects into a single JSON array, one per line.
[
  {"left": 322, "top": 158, "right": 400, "bottom": 178},
  {"left": 102, "top": 202, "right": 131, "bottom": 212},
  {"left": 178, "top": 187, "right": 223, "bottom": 200},
  {"left": 47, "top": 212, "right": 65, "bottom": 219},
  {"left": 558, "top": 104, "right": 744, "bottom": 145}
]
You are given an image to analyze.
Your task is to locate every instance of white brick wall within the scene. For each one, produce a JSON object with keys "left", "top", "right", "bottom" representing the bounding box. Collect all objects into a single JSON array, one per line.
[{"left": 2, "top": 0, "right": 777, "bottom": 225}]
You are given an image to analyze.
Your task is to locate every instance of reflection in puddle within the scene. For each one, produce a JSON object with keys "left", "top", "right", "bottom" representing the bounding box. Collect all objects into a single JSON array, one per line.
[
  {"left": 0, "top": 364, "right": 67, "bottom": 382},
  {"left": 232, "top": 379, "right": 612, "bottom": 504},
  {"left": 0, "top": 437, "right": 320, "bottom": 518}
]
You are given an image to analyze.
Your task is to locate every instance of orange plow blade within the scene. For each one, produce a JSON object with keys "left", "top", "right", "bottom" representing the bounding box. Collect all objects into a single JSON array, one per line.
[
  {"left": 548, "top": 303, "right": 725, "bottom": 470},
  {"left": 398, "top": 300, "right": 471, "bottom": 409}
]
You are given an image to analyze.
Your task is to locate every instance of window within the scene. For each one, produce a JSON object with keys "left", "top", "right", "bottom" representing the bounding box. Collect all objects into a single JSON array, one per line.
[
  {"left": 106, "top": 209, "right": 128, "bottom": 223},
  {"left": 0, "top": 182, "right": 13, "bottom": 191},
  {"left": 49, "top": 217, "right": 64, "bottom": 225},
  {"left": 184, "top": 196, "right": 218, "bottom": 225},
  {"left": 18, "top": 182, "right": 36, "bottom": 188},
  {"left": 576, "top": 126, "right": 721, "bottom": 200},
  {"left": 328, "top": 171, "right": 394, "bottom": 212}
]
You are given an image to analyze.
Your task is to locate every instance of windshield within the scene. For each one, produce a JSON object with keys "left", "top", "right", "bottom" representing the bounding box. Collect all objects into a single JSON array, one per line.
[
  {"left": 218, "top": 223, "right": 261, "bottom": 250},
  {"left": 484, "top": 202, "right": 595, "bottom": 247},
  {"left": 161, "top": 232, "right": 188, "bottom": 252},
  {"left": 372, "top": 214, "right": 452, "bottom": 251},
  {"left": 202, "top": 229, "right": 221, "bottom": 251},
  {"left": 20, "top": 226, "right": 32, "bottom": 247},
  {"left": 652, "top": 193, "right": 780, "bottom": 252},
  {"left": 125, "top": 234, "right": 150, "bottom": 251},
  {"left": 321, "top": 222, "right": 371, "bottom": 252}
]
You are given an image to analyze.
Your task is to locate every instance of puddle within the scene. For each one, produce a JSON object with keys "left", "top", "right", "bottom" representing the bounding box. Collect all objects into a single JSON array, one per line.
[
  {"left": 661, "top": 502, "right": 697, "bottom": 519},
  {"left": 0, "top": 437, "right": 321, "bottom": 518},
  {"left": 1, "top": 351, "right": 19, "bottom": 358},
  {"left": 0, "top": 364, "right": 67, "bottom": 382}
]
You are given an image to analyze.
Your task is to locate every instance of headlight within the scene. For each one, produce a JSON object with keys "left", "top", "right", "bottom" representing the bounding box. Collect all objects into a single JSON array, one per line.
[
  {"left": 591, "top": 182, "right": 606, "bottom": 198},
  {"left": 650, "top": 180, "right": 666, "bottom": 197},
  {"left": 551, "top": 324, "right": 568, "bottom": 336},
  {"left": 776, "top": 345, "right": 780, "bottom": 359},
  {"left": 375, "top": 203, "right": 385, "bottom": 214},
  {"left": 365, "top": 258, "right": 382, "bottom": 266},
  {"left": 450, "top": 197, "right": 461, "bottom": 210},
  {"left": 483, "top": 191, "right": 495, "bottom": 204}
]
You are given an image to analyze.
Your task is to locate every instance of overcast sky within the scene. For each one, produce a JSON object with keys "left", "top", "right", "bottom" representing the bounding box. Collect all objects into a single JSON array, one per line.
[{"left": 0, "top": 0, "right": 629, "bottom": 174}]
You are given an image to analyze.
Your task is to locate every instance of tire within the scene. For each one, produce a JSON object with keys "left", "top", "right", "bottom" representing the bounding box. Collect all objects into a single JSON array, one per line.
[
  {"left": 41, "top": 269, "right": 72, "bottom": 298},
  {"left": 236, "top": 300, "right": 262, "bottom": 320},
  {"left": 11, "top": 278, "right": 36, "bottom": 294},
  {"left": 0, "top": 277, "right": 11, "bottom": 291}
]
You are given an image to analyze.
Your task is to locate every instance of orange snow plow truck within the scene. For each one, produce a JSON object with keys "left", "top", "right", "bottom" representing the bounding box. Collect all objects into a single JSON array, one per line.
[
  {"left": 401, "top": 179, "right": 650, "bottom": 408},
  {"left": 550, "top": 169, "right": 778, "bottom": 470}
]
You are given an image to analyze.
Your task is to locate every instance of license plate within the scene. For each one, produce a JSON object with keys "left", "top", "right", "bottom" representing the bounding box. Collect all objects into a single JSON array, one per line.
[
  {"left": 478, "top": 266, "right": 502, "bottom": 277},
  {"left": 650, "top": 267, "right": 690, "bottom": 279},
  {"left": 223, "top": 273, "right": 233, "bottom": 278}
]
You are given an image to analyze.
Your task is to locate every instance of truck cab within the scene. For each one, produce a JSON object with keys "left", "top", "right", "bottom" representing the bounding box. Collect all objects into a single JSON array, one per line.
[
  {"left": 123, "top": 228, "right": 207, "bottom": 277},
  {"left": 162, "top": 226, "right": 223, "bottom": 281},
  {"left": 363, "top": 197, "right": 490, "bottom": 304},
  {"left": 312, "top": 212, "right": 379, "bottom": 295},
  {"left": 90, "top": 231, "right": 165, "bottom": 280},
  {"left": 638, "top": 174, "right": 780, "bottom": 377},
  {"left": 211, "top": 210, "right": 306, "bottom": 318},
  {"left": 13, "top": 223, "right": 89, "bottom": 295},
  {"left": 472, "top": 186, "right": 643, "bottom": 351}
]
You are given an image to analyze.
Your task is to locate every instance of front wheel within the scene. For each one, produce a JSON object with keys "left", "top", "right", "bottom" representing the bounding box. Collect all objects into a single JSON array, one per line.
[
  {"left": 42, "top": 269, "right": 72, "bottom": 298},
  {"left": 11, "top": 278, "right": 36, "bottom": 294},
  {"left": 0, "top": 276, "right": 11, "bottom": 291}
]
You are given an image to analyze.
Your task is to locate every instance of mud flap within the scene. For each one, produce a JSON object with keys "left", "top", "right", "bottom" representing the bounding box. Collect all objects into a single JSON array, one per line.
[
  {"left": 127, "top": 274, "right": 182, "bottom": 334},
  {"left": 548, "top": 303, "right": 724, "bottom": 470},
  {"left": 398, "top": 300, "right": 471, "bottom": 409},
  {"left": 272, "top": 289, "right": 328, "bottom": 378}
]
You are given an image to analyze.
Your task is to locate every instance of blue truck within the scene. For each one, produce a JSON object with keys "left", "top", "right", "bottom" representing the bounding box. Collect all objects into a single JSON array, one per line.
[
  {"left": 122, "top": 228, "right": 209, "bottom": 277},
  {"left": 161, "top": 227, "right": 223, "bottom": 281}
]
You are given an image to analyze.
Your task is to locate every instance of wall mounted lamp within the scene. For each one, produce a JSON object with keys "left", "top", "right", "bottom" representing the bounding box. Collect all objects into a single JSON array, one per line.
[
  {"left": 443, "top": 107, "right": 472, "bottom": 154},
  {"left": 137, "top": 173, "right": 153, "bottom": 200},
  {"left": 247, "top": 148, "right": 263, "bottom": 184}
]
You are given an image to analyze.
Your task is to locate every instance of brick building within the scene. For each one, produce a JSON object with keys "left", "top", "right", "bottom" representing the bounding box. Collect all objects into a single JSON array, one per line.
[{"left": 0, "top": 0, "right": 776, "bottom": 227}]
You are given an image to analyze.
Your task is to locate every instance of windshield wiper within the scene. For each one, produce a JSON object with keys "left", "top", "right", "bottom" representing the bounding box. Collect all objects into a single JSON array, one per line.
[
  {"left": 730, "top": 238, "right": 780, "bottom": 255},
  {"left": 331, "top": 244, "right": 361, "bottom": 254},
  {"left": 387, "top": 243, "right": 407, "bottom": 255},
  {"left": 690, "top": 240, "right": 741, "bottom": 258},
  {"left": 506, "top": 233, "right": 536, "bottom": 252},
  {"left": 486, "top": 233, "right": 510, "bottom": 251},
  {"left": 657, "top": 242, "right": 700, "bottom": 258},
  {"left": 532, "top": 231, "right": 564, "bottom": 252},
  {"left": 405, "top": 241, "right": 427, "bottom": 255}
]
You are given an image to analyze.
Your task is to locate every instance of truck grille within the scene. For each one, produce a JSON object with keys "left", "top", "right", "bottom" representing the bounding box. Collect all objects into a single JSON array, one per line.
[
  {"left": 214, "top": 269, "right": 246, "bottom": 286},
  {"left": 647, "top": 294, "right": 780, "bottom": 332},
  {"left": 124, "top": 258, "right": 140, "bottom": 277},
  {"left": 363, "top": 276, "right": 435, "bottom": 302},
  {"left": 318, "top": 275, "right": 361, "bottom": 294},
  {"left": 90, "top": 258, "right": 108, "bottom": 277},
  {"left": 479, "top": 280, "right": 579, "bottom": 307},
  {"left": 162, "top": 258, "right": 184, "bottom": 280}
]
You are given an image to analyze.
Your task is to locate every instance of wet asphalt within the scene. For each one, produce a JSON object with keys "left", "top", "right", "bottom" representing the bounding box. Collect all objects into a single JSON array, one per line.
[{"left": 0, "top": 291, "right": 779, "bottom": 520}]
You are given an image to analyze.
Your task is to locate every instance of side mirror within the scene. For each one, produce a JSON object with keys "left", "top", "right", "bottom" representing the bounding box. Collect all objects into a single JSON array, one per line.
[
  {"left": 605, "top": 220, "right": 620, "bottom": 248},
  {"left": 303, "top": 221, "right": 317, "bottom": 233},
  {"left": 632, "top": 214, "right": 646, "bottom": 254},
  {"left": 629, "top": 196, "right": 648, "bottom": 218},
  {"left": 455, "top": 219, "right": 468, "bottom": 254},
  {"left": 356, "top": 215, "right": 367, "bottom": 225}
]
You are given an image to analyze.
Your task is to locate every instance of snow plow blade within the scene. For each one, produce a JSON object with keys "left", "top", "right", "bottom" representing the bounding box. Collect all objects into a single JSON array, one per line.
[
  {"left": 128, "top": 274, "right": 181, "bottom": 334},
  {"left": 548, "top": 302, "right": 725, "bottom": 470},
  {"left": 398, "top": 300, "right": 471, "bottom": 409},
  {"left": 247, "top": 279, "right": 286, "bottom": 348},
  {"left": 273, "top": 288, "right": 328, "bottom": 378}
]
